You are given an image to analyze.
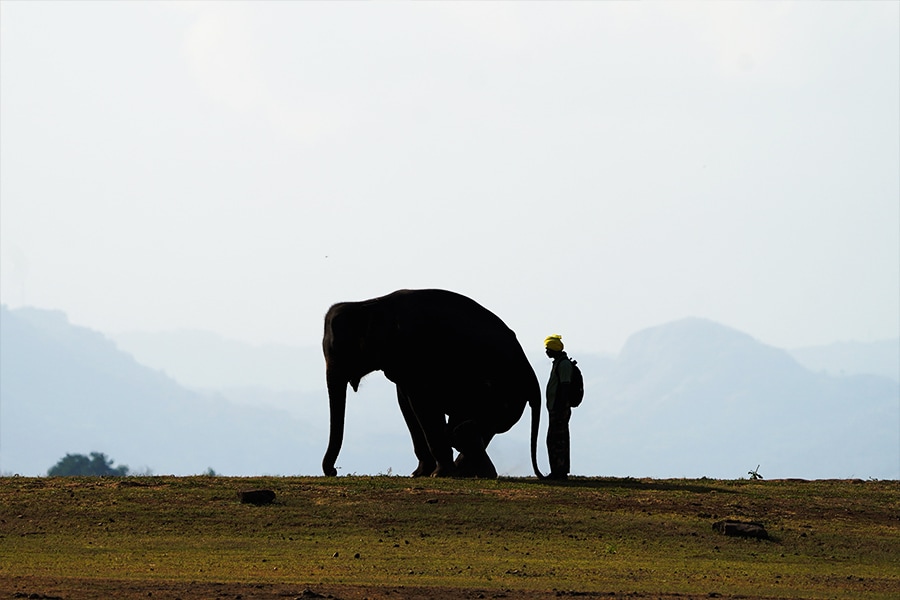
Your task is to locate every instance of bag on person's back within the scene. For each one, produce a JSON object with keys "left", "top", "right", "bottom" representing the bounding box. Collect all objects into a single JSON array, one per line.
[{"left": 568, "top": 358, "right": 584, "bottom": 408}]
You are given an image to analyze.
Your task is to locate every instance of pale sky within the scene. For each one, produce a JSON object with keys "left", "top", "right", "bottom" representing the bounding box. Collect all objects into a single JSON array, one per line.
[{"left": 1, "top": 1, "right": 898, "bottom": 355}]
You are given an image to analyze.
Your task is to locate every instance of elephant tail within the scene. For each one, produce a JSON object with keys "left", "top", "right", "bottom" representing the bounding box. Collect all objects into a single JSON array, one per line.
[{"left": 530, "top": 393, "right": 544, "bottom": 480}]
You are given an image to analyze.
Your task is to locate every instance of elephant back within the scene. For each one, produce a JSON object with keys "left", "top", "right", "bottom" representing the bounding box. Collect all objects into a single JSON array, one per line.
[{"left": 382, "top": 289, "right": 540, "bottom": 410}]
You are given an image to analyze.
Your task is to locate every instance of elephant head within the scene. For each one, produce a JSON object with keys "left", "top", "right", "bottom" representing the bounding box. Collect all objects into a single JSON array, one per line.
[{"left": 321, "top": 301, "right": 388, "bottom": 477}]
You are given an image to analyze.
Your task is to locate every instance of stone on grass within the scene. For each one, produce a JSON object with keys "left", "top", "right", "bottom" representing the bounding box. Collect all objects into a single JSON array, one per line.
[
  {"left": 238, "top": 489, "right": 276, "bottom": 505},
  {"left": 712, "top": 519, "right": 769, "bottom": 539}
]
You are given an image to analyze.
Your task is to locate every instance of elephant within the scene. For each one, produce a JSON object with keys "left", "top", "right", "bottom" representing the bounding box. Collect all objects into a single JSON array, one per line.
[{"left": 321, "top": 289, "right": 543, "bottom": 479}]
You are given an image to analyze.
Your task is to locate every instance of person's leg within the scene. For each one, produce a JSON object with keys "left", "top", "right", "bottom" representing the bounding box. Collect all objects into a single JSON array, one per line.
[{"left": 546, "top": 406, "right": 571, "bottom": 479}]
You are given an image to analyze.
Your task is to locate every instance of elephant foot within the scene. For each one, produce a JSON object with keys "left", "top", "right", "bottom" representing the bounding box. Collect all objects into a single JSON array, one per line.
[
  {"left": 450, "top": 421, "right": 497, "bottom": 478},
  {"left": 411, "top": 459, "right": 437, "bottom": 478},
  {"left": 454, "top": 453, "right": 498, "bottom": 479},
  {"left": 430, "top": 463, "right": 456, "bottom": 477}
]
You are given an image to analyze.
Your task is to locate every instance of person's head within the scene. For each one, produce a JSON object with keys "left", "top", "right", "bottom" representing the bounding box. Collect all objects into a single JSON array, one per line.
[{"left": 544, "top": 334, "right": 564, "bottom": 358}]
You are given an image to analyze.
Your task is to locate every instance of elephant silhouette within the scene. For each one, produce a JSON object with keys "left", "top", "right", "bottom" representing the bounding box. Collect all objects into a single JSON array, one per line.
[{"left": 322, "top": 289, "right": 542, "bottom": 478}]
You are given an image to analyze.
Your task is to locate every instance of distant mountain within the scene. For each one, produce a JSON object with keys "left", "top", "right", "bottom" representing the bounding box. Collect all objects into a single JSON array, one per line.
[
  {"left": 568, "top": 318, "right": 899, "bottom": 480},
  {"left": 109, "top": 329, "right": 414, "bottom": 471},
  {"left": 3, "top": 307, "right": 897, "bottom": 480},
  {"left": 790, "top": 339, "right": 899, "bottom": 382},
  {"left": 0, "top": 306, "right": 333, "bottom": 476},
  {"left": 112, "top": 330, "right": 324, "bottom": 392}
]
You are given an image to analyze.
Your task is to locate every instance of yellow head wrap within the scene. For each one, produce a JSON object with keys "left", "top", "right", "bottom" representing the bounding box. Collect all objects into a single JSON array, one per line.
[{"left": 544, "top": 334, "right": 564, "bottom": 352}]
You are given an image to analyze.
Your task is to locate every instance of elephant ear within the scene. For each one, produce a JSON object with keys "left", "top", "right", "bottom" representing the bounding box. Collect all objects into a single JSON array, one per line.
[
  {"left": 360, "top": 304, "right": 397, "bottom": 352},
  {"left": 327, "top": 300, "right": 401, "bottom": 374}
]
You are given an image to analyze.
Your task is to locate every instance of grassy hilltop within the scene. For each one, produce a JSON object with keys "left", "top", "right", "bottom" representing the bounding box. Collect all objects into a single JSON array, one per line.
[{"left": 1, "top": 476, "right": 898, "bottom": 599}]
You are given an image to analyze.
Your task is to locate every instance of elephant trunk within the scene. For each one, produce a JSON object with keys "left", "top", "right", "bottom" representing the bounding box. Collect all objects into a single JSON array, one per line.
[
  {"left": 530, "top": 393, "right": 544, "bottom": 479},
  {"left": 322, "top": 372, "right": 347, "bottom": 477}
]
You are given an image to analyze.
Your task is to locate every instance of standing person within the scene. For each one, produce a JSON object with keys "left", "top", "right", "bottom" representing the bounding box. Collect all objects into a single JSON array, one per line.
[{"left": 544, "top": 334, "right": 573, "bottom": 480}]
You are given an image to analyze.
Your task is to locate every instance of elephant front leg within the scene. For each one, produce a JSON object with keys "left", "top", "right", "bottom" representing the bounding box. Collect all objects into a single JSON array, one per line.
[
  {"left": 398, "top": 387, "right": 455, "bottom": 476},
  {"left": 397, "top": 387, "right": 450, "bottom": 477}
]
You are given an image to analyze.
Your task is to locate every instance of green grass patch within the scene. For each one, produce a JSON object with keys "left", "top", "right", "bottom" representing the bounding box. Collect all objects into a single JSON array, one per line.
[{"left": 1, "top": 476, "right": 898, "bottom": 598}]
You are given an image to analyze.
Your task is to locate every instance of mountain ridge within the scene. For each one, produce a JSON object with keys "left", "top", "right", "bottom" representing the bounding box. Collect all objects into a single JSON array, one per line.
[
  {"left": 111, "top": 317, "right": 898, "bottom": 392},
  {"left": 2, "top": 306, "right": 897, "bottom": 479},
  {"left": 0, "top": 306, "right": 327, "bottom": 477},
  {"left": 789, "top": 338, "right": 899, "bottom": 382},
  {"left": 570, "top": 318, "right": 898, "bottom": 479}
]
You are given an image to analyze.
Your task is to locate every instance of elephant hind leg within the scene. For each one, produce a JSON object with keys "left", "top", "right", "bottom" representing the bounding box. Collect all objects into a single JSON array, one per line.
[{"left": 451, "top": 421, "right": 497, "bottom": 478}]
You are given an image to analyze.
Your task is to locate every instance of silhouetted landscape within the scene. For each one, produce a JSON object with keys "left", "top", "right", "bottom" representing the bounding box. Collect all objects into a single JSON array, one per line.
[{"left": 1, "top": 305, "right": 897, "bottom": 479}]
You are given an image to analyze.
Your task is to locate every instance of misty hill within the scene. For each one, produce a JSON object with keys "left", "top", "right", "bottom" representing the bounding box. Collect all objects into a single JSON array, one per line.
[
  {"left": 2, "top": 307, "right": 897, "bottom": 480},
  {"left": 112, "top": 328, "right": 617, "bottom": 395},
  {"left": 113, "top": 330, "right": 325, "bottom": 392},
  {"left": 567, "top": 318, "right": 899, "bottom": 480},
  {"left": 0, "top": 306, "right": 331, "bottom": 476},
  {"left": 789, "top": 339, "right": 899, "bottom": 382}
]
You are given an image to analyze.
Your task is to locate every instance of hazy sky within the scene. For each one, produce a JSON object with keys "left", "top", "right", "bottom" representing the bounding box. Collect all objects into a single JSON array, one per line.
[{"left": 1, "top": 1, "right": 898, "bottom": 354}]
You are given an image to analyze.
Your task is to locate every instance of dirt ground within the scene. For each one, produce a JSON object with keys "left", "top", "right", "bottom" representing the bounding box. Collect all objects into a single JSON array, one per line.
[
  {"left": 1, "top": 575, "right": 767, "bottom": 600},
  {"left": 3, "top": 477, "right": 896, "bottom": 600}
]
